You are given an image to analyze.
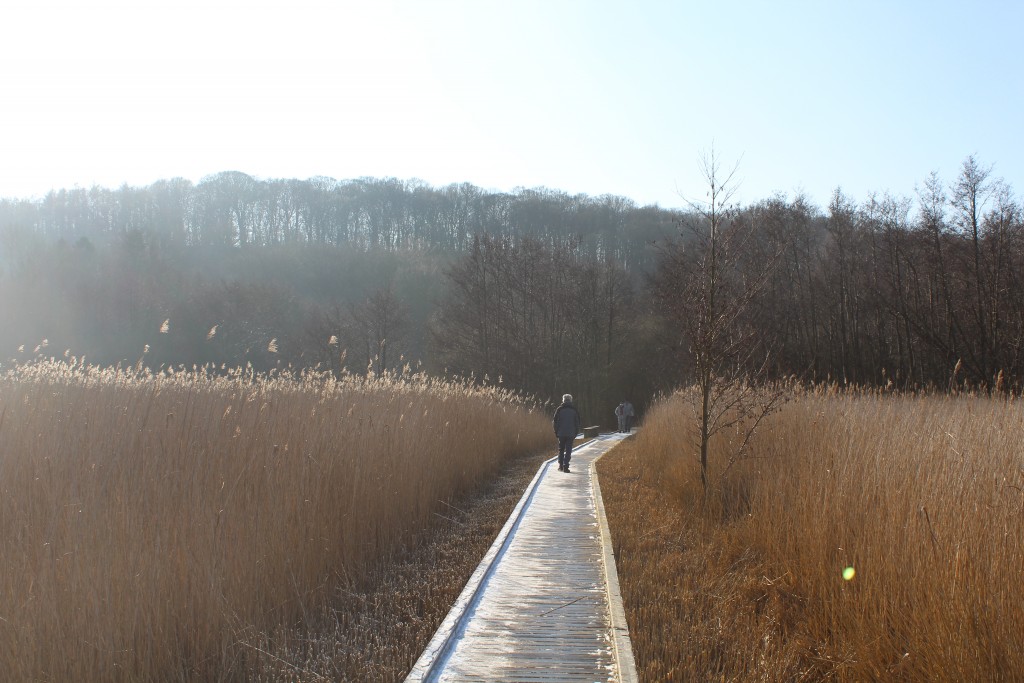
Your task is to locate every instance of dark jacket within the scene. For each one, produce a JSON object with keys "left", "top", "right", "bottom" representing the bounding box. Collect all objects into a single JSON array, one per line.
[{"left": 553, "top": 401, "right": 581, "bottom": 438}]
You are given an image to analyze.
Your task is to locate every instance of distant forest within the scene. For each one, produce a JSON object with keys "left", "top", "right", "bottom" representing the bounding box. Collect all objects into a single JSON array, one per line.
[{"left": 1, "top": 157, "right": 1022, "bottom": 423}]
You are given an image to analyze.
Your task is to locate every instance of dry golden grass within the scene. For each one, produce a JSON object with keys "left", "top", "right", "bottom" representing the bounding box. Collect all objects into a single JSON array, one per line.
[
  {"left": 599, "top": 387, "right": 1024, "bottom": 681},
  {"left": 246, "top": 445, "right": 548, "bottom": 681},
  {"left": 0, "top": 358, "right": 551, "bottom": 681}
]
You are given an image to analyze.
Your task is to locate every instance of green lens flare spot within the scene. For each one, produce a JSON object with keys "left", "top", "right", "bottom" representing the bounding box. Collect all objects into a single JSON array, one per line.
[{"left": 843, "top": 566, "right": 856, "bottom": 581}]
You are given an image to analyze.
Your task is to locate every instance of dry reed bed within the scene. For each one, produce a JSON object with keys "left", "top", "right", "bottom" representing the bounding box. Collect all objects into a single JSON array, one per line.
[
  {"left": 600, "top": 388, "right": 1024, "bottom": 681},
  {"left": 250, "top": 445, "right": 548, "bottom": 682},
  {"left": 0, "top": 358, "right": 551, "bottom": 681}
]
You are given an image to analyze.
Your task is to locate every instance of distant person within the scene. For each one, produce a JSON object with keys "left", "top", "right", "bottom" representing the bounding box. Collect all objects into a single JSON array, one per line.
[
  {"left": 615, "top": 402, "right": 626, "bottom": 433},
  {"left": 553, "top": 393, "right": 581, "bottom": 473},
  {"left": 623, "top": 400, "right": 635, "bottom": 432}
]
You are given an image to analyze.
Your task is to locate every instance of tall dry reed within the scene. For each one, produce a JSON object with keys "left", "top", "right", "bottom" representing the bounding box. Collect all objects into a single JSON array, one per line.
[
  {"left": 0, "top": 358, "right": 551, "bottom": 681},
  {"left": 630, "top": 387, "right": 1024, "bottom": 680}
]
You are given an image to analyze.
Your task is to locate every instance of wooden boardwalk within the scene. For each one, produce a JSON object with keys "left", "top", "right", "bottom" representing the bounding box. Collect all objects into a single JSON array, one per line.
[{"left": 406, "top": 432, "right": 637, "bottom": 683}]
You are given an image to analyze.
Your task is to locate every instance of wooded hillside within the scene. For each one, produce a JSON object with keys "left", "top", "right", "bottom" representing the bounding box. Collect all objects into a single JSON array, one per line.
[{"left": 2, "top": 157, "right": 1021, "bottom": 424}]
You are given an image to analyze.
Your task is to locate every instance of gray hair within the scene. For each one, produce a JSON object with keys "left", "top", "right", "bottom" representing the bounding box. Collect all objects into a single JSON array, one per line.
[{"left": 562, "top": 393, "right": 573, "bottom": 403}]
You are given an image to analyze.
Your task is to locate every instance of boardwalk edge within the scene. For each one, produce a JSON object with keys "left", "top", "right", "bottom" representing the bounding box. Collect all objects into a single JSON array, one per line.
[
  {"left": 404, "top": 454, "right": 557, "bottom": 682},
  {"left": 592, "top": 435, "right": 640, "bottom": 683}
]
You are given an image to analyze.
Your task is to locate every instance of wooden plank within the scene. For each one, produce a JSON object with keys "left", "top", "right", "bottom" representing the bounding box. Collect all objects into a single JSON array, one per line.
[{"left": 405, "top": 433, "right": 638, "bottom": 683}]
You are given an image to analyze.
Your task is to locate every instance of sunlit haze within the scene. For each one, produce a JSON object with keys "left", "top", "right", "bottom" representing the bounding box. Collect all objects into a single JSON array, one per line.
[{"left": 2, "top": 0, "right": 1021, "bottom": 208}]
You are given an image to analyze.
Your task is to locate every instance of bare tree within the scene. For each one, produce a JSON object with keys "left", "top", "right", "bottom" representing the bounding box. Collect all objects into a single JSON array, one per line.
[
  {"left": 654, "top": 149, "right": 787, "bottom": 492},
  {"left": 949, "top": 156, "right": 990, "bottom": 379},
  {"left": 347, "top": 282, "right": 409, "bottom": 375}
]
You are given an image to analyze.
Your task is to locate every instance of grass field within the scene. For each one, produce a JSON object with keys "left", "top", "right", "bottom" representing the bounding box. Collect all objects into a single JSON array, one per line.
[
  {"left": 598, "top": 387, "right": 1024, "bottom": 681},
  {"left": 0, "top": 357, "right": 552, "bottom": 681}
]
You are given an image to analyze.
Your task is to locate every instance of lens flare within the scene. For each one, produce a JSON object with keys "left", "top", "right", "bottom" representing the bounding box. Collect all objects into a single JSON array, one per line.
[{"left": 843, "top": 566, "right": 856, "bottom": 581}]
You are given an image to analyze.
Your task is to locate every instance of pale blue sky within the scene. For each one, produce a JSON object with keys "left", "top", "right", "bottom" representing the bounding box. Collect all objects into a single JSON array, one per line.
[{"left": 1, "top": 0, "right": 1020, "bottom": 210}]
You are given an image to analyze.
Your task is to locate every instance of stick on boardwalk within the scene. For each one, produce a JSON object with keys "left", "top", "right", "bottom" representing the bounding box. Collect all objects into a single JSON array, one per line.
[{"left": 406, "top": 432, "right": 637, "bottom": 683}]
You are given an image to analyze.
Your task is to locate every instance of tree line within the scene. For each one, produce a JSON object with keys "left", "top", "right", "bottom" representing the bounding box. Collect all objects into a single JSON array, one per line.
[
  {"left": 1, "top": 156, "right": 1021, "bottom": 430},
  {"left": 0, "top": 174, "right": 677, "bottom": 273},
  {"left": 655, "top": 155, "right": 1024, "bottom": 392}
]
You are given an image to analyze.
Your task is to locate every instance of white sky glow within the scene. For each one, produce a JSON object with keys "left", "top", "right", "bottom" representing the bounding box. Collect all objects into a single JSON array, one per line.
[{"left": 1, "top": 0, "right": 1021, "bottom": 209}]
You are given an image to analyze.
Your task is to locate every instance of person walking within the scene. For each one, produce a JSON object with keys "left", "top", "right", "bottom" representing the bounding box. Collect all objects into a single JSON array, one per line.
[
  {"left": 615, "top": 402, "right": 626, "bottom": 433},
  {"left": 623, "top": 400, "right": 635, "bottom": 432},
  {"left": 553, "top": 393, "right": 581, "bottom": 473}
]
